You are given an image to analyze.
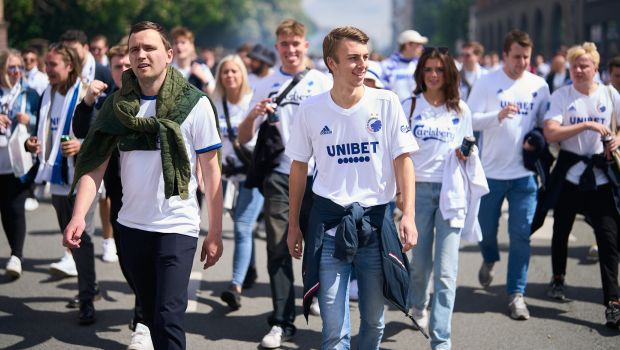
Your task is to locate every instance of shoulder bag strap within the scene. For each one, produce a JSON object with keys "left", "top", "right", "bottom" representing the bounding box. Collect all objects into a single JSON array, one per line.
[
  {"left": 408, "top": 95, "right": 417, "bottom": 127},
  {"left": 273, "top": 69, "right": 309, "bottom": 107},
  {"left": 221, "top": 95, "right": 236, "bottom": 143}
]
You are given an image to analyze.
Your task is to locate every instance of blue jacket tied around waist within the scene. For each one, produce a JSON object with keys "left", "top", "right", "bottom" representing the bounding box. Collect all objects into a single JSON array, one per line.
[{"left": 301, "top": 195, "right": 411, "bottom": 321}]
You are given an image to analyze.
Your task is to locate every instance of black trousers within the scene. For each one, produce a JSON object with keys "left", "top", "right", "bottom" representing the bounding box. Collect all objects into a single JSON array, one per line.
[
  {"left": 552, "top": 181, "right": 620, "bottom": 305},
  {"left": 262, "top": 172, "right": 313, "bottom": 336},
  {"left": 115, "top": 223, "right": 197, "bottom": 350},
  {"left": 0, "top": 174, "right": 29, "bottom": 259},
  {"left": 51, "top": 194, "right": 98, "bottom": 302}
]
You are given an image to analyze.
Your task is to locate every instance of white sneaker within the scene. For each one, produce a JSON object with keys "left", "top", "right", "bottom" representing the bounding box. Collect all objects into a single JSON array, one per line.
[
  {"left": 411, "top": 307, "right": 429, "bottom": 330},
  {"left": 260, "top": 325, "right": 284, "bottom": 349},
  {"left": 6, "top": 255, "right": 22, "bottom": 278},
  {"left": 508, "top": 293, "right": 530, "bottom": 320},
  {"left": 309, "top": 296, "right": 320, "bottom": 316},
  {"left": 49, "top": 251, "right": 78, "bottom": 277},
  {"left": 24, "top": 198, "right": 39, "bottom": 211},
  {"left": 127, "top": 323, "right": 154, "bottom": 350},
  {"left": 349, "top": 279, "right": 359, "bottom": 301},
  {"left": 102, "top": 238, "right": 119, "bottom": 263}
]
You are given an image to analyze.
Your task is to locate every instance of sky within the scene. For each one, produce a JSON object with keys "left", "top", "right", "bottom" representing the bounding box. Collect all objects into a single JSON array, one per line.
[{"left": 301, "top": 0, "right": 393, "bottom": 54}]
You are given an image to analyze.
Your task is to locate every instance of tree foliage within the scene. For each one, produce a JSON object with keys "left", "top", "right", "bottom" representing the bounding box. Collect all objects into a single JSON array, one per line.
[
  {"left": 414, "top": 0, "right": 473, "bottom": 52},
  {"left": 5, "top": 0, "right": 310, "bottom": 49}
]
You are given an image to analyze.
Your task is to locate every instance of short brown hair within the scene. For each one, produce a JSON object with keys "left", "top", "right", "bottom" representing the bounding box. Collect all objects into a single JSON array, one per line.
[
  {"left": 170, "top": 26, "right": 194, "bottom": 43},
  {"left": 107, "top": 44, "right": 128, "bottom": 60},
  {"left": 462, "top": 41, "right": 484, "bottom": 57},
  {"left": 48, "top": 42, "right": 83, "bottom": 94},
  {"left": 503, "top": 30, "right": 532, "bottom": 54},
  {"left": 275, "top": 19, "right": 306, "bottom": 38},
  {"left": 90, "top": 34, "right": 108, "bottom": 46},
  {"left": 128, "top": 21, "right": 171, "bottom": 51},
  {"left": 322, "top": 26, "right": 369, "bottom": 74}
]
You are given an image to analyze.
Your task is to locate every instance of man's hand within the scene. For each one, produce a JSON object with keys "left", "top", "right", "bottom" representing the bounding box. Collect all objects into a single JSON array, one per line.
[
  {"left": 287, "top": 225, "right": 304, "bottom": 259},
  {"left": 83, "top": 80, "right": 108, "bottom": 106},
  {"left": 248, "top": 98, "right": 274, "bottom": 120},
  {"left": 61, "top": 139, "right": 81, "bottom": 157},
  {"left": 25, "top": 136, "right": 40, "bottom": 154},
  {"left": 15, "top": 112, "right": 29, "bottom": 126},
  {"left": 399, "top": 213, "right": 418, "bottom": 253},
  {"left": 585, "top": 121, "right": 612, "bottom": 137},
  {"left": 498, "top": 103, "right": 518, "bottom": 122},
  {"left": 200, "top": 233, "right": 223, "bottom": 269},
  {"left": 63, "top": 216, "right": 86, "bottom": 249}
]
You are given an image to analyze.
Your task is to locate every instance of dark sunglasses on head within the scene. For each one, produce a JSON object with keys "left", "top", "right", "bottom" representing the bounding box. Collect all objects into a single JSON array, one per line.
[{"left": 423, "top": 46, "right": 449, "bottom": 55}]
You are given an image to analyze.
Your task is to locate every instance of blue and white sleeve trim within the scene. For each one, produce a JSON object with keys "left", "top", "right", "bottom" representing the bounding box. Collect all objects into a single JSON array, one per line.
[{"left": 196, "top": 143, "right": 222, "bottom": 154}]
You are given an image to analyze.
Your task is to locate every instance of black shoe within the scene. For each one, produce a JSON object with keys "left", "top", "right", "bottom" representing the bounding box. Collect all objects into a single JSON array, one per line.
[
  {"left": 242, "top": 266, "right": 258, "bottom": 289},
  {"left": 220, "top": 286, "right": 241, "bottom": 310},
  {"left": 547, "top": 277, "right": 567, "bottom": 301},
  {"left": 605, "top": 300, "right": 620, "bottom": 329},
  {"left": 67, "top": 286, "right": 102, "bottom": 309},
  {"left": 78, "top": 300, "right": 96, "bottom": 325}
]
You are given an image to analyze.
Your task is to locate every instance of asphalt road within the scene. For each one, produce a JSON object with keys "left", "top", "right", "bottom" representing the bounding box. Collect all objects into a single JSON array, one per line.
[{"left": 1, "top": 196, "right": 619, "bottom": 349}]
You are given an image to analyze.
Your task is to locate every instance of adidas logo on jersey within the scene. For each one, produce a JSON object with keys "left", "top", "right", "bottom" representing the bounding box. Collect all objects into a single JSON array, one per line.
[{"left": 320, "top": 125, "right": 332, "bottom": 135}]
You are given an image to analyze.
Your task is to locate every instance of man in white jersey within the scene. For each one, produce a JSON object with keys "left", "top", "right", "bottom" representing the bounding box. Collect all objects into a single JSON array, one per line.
[
  {"left": 286, "top": 26, "right": 418, "bottom": 349},
  {"left": 237, "top": 19, "right": 332, "bottom": 349},
  {"left": 467, "top": 30, "right": 550, "bottom": 320},
  {"left": 170, "top": 26, "right": 216, "bottom": 95},
  {"left": 63, "top": 21, "right": 223, "bottom": 349},
  {"left": 459, "top": 41, "right": 488, "bottom": 100},
  {"left": 22, "top": 47, "right": 48, "bottom": 96},
  {"left": 247, "top": 44, "right": 276, "bottom": 89},
  {"left": 381, "top": 29, "right": 428, "bottom": 101}
]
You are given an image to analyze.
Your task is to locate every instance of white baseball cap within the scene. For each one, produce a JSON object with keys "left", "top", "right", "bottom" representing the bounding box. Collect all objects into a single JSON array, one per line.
[
  {"left": 364, "top": 61, "right": 384, "bottom": 88},
  {"left": 398, "top": 30, "right": 428, "bottom": 45}
]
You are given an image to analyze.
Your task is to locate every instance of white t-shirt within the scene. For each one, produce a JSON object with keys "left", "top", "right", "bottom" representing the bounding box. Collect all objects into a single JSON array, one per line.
[
  {"left": 172, "top": 61, "right": 216, "bottom": 87},
  {"left": 381, "top": 52, "right": 418, "bottom": 102},
  {"left": 467, "top": 69, "right": 550, "bottom": 180},
  {"left": 248, "top": 69, "right": 275, "bottom": 91},
  {"left": 402, "top": 95, "right": 473, "bottom": 182},
  {"left": 47, "top": 92, "right": 72, "bottom": 196},
  {"left": 286, "top": 87, "right": 419, "bottom": 207},
  {"left": 215, "top": 93, "right": 256, "bottom": 172},
  {"left": 545, "top": 84, "right": 620, "bottom": 185},
  {"left": 250, "top": 67, "right": 332, "bottom": 175},
  {"left": 117, "top": 96, "right": 222, "bottom": 237}
]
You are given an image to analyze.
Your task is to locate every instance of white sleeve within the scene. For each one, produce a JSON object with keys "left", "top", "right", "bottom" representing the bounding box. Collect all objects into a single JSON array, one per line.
[
  {"left": 543, "top": 90, "right": 564, "bottom": 124},
  {"left": 391, "top": 94, "right": 419, "bottom": 159},
  {"left": 284, "top": 105, "right": 312, "bottom": 163},
  {"left": 535, "top": 83, "right": 551, "bottom": 127},
  {"left": 467, "top": 78, "right": 501, "bottom": 130},
  {"left": 192, "top": 97, "right": 222, "bottom": 153},
  {"left": 461, "top": 102, "right": 474, "bottom": 137}
]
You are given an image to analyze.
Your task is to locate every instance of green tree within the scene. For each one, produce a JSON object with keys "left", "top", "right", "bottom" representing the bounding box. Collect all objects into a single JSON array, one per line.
[
  {"left": 414, "top": 0, "right": 473, "bottom": 52},
  {"left": 5, "top": 0, "right": 311, "bottom": 50}
]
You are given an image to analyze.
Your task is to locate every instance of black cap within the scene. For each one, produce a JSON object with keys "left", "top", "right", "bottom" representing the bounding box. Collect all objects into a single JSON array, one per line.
[{"left": 247, "top": 44, "right": 276, "bottom": 67}]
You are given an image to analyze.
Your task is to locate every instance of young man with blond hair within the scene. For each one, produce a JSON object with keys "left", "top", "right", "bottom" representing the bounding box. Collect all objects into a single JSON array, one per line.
[
  {"left": 170, "top": 26, "right": 215, "bottom": 95},
  {"left": 237, "top": 18, "right": 332, "bottom": 348},
  {"left": 287, "top": 26, "right": 418, "bottom": 349}
]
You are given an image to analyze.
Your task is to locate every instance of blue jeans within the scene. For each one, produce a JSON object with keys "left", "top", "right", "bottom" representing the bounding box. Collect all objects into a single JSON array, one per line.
[
  {"left": 409, "top": 182, "right": 461, "bottom": 350},
  {"left": 231, "top": 181, "right": 264, "bottom": 286},
  {"left": 319, "top": 233, "right": 385, "bottom": 350},
  {"left": 478, "top": 176, "right": 537, "bottom": 295}
]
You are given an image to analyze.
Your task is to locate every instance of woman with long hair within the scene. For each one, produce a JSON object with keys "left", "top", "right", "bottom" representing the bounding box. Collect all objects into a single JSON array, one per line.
[
  {"left": 0, "top": 49, "right": 40, "bottom": 279},
  {"left": 402, "top": 47, "right": 473, "bottom": 349},
  {"left": 214, "top": 54, "right": 264, "bottom": 310}
]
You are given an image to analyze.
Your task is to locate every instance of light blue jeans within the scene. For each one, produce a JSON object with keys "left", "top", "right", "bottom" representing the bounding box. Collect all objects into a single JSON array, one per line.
[
  {"left": 409, "top": 182, "right": 461, "bottom": 350},
  {"left": 478, "top": 175, "right": 537, "bottom": 295},
  {"left": 319, "top": 233, "right": 385, "bottom": 350},
  {"left": 230, "top": 180, "right": 264, "bottom": 287}
]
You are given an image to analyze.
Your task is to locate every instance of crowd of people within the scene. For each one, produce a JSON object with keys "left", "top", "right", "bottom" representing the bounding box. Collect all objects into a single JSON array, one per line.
[{"left": 0, "top": 17, "right": 619, "bottom": 350}]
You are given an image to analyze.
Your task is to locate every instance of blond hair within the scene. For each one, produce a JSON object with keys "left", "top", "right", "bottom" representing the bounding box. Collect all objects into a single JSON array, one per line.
[
  {"left": 567, "top": 42, "right": 600, "bottom": 68},
  {"left": 0, "top": 49, "right": 23, "bottom": 89},
  {"left": 213, "top": 54, "right": 251, "bottom": 101},
  {"left": 275, "top": 19, "right": 306, "bottom": 38}
]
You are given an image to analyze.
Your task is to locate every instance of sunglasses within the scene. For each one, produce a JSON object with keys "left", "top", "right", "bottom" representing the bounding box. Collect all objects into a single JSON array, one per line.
[
  {"left": 423, "top": 46, "right": 450, "bottom": 55},
  {"left": 7, "top": 65, "right": 23, "bottom": 73}
]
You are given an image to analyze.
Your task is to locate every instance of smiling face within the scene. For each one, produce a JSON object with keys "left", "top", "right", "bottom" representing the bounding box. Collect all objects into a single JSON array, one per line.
[
  {"left": 275, "top": 33, "right": 308, "bottom": 73},
  {"left": 422, "top": 58, "right": 445, "bottom": 92},
  {"left": 23, "top": 52, "right": 38, "bottom": 71},
  {"left": 128, "top": 29, "right": 173, "bottom": 84},
  {"left": 6, "top": 55, "right": 23, "bottom": 86},
  {"left": 219, "top": 61, "right": 243, "bottom": 94},
  {"left": 327, "top": 38, "right": 368, "bottom": 88},
  {"left": 45, "top": 50, "right": 73, "bottom": 87}
]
